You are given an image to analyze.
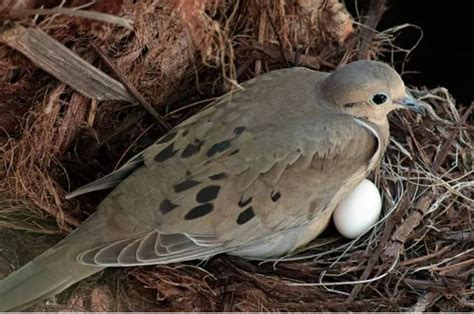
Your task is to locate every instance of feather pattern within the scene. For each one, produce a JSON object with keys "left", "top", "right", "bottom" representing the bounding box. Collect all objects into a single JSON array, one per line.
[
  {"left": 0, "top": 61, "right": 416, "bottom": 311},
  {"left": 68, "top": 67, "right": 383, "bottom": 264}
]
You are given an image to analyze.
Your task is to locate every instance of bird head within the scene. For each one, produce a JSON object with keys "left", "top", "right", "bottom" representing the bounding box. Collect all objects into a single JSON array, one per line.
[{"left": 321, "top": 60, "right": 425, "bottom": 125}]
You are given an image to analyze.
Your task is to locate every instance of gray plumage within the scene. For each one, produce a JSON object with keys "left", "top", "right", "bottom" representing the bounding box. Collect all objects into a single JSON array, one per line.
[{"left": 0, "top": 60, "right": 424, "bottom": 310}]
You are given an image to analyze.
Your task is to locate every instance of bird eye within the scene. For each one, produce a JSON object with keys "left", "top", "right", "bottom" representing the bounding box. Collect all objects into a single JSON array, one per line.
[{"left": 371, "top": 93, "right": 389, "bottom": 105}]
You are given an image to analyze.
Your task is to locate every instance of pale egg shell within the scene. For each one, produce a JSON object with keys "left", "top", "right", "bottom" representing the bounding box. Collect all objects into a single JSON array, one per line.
[{"left": 333, "top": 179, "right": 382, "bottom": 239}]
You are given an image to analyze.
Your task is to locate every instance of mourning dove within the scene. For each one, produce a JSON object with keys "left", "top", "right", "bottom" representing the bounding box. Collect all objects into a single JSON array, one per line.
[{"left": 0, "top": 60, "right": 424, "bottom": 310}]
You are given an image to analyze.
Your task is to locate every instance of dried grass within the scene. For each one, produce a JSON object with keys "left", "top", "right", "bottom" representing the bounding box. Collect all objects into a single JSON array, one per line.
[{"left": 0, "top": 0, "right": 472, "bottom": 311}]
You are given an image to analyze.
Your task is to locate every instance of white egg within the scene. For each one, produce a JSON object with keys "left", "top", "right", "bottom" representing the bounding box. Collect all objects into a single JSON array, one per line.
[{"left": 333, "top": 179, "right": 382, "bottom": 239}]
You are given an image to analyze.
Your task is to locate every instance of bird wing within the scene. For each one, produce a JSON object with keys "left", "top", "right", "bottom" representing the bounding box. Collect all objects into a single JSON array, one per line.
[
  {"left": 76, "top": 112, "right": 379, "bottom": 266},
  {"left": 66, "top": 67, "right": 324, "bottom": 199},
  {"left": 67, "top": 67, "right": 381, "bottom": 266}
]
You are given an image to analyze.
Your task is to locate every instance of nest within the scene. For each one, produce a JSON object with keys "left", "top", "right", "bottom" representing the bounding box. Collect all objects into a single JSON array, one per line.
[{"left": 0, "top": 0, "right": 472, "bottom": 311}]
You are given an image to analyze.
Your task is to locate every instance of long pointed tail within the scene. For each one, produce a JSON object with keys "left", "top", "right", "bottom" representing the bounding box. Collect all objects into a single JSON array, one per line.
[
  {"left": 0, "top": 187, "right": 152, "bottom": 310},
  {"left": 0, "top": 239, "right": 104, "bottom": 311},
  {"left": 0, "top": 212, "right": 109, "bottom": 311}
]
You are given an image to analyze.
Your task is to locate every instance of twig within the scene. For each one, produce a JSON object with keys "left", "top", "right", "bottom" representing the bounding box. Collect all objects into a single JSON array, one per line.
[
  {"left": 432, "top": 103, "right": 473, "bottom": 172},
  {"left": 402, "top": 115, "right": 432, "bottom": 166},
  {"left": 341, "top": 245, "right": 452, "bottom": 272},
  {"left": 346, "top": 187, "right": 413, "bottom": 301},
  {"left": 357, "top": 0, "right": 388, "bottom": 60},
  {"left": 409, "top": 291, "right": 441, "bottom": 312},
  {"left": 439, "top": 231, "right": 474, "bottom": 242},
  {"left": 91, "top": 42, "right": 171, "bottom": 130},
  {"left": 265, "top": 7, "right": 290, "bottom": 68},
  {"left": 0, "top": 26, "right": 133, "bottom": 102},
  {"left": 381, "top": 193, "right": 435, "bottom": 263},
  {"left": 286, "top": 255, "right": 398, "bottom": 287},
  {"left": 436, "top": 257, "right": 474, "bottom": 275}
]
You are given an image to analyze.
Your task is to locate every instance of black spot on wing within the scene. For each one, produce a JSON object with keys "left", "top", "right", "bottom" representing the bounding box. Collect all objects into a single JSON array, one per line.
[
  {"left": 229, "top": 149, "right": 239, "bottom": 156},
  {"left": 207, "top": 140, "right": 232, "bottom": 157},
  {"left": 238, "top": 196, "right": 252, "bottom": 208},
  {"left": 174, "top": 180, "right": 200, "bottom": 193},
  {"left": 184, "top": 203, "right": 213, "bottom": 220},
  {"left": 157, "top": 131, "right": 177, "bottom": 144},
  {"left": 154, "top": 143, "right": 178, "bottom": 162},
  {"left": 237, "top": 207, "right": 255, "bottom": 225},
  {"left": 159, "top": 199, "right": 178, "bottom": 215},
  {"left": 209, "top": 172, "right": 227, "bottom": 180},
  {"left": 182, "top": 129, "right": 189, "bottom": 137},
  {"left": 181, "top": 140, "right": 203, "bottom": 158},
  {"left": 196, "top": 185, "right": 221, "bottom": 203},
  {"left": 233, "top": 126, "right": 246, "bottom": 135},
  {"left": 271, "top": 191, "right": 281, "bottom": 202}
]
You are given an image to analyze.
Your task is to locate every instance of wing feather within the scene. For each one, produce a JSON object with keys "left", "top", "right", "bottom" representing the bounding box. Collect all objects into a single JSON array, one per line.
[{"left": 71, "top": 68, "right": 383, "bottom": 264}]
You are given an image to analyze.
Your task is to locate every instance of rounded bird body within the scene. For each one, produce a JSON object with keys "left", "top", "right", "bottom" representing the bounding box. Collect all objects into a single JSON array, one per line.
[{"left": 0, "top": 60, "right": 425, "bottom": 311}]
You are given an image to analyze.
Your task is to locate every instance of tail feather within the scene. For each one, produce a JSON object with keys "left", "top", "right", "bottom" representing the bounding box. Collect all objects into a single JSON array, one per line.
[
  {"left": 0, "top": 253, "right": 103, "bottom": 311},
  {"left": 0, "top": 189, "right": 150, "bottom": 310},
  {"left": 0, "top": 217, "right": 106, "bottom": 311}
]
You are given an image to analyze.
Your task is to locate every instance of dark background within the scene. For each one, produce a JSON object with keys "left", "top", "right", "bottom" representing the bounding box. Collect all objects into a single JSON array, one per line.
[{"left": 346, "top": 0, "right": 473, "bottom": 106}]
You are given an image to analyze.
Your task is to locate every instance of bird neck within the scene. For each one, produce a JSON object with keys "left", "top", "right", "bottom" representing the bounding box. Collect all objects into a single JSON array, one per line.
[{"left": 369, "top": 116, "right": 390, "bottom": 151}]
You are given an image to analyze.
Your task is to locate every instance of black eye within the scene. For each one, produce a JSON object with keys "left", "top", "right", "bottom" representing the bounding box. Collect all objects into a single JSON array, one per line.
[{"left": 372, "top": 93, "right": 388, "bottom": 105}]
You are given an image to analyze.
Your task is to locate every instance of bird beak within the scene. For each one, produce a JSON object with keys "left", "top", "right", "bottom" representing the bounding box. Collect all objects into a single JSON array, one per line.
[{"left": 396, "top": 93, "right": 426, "bottom": 116}]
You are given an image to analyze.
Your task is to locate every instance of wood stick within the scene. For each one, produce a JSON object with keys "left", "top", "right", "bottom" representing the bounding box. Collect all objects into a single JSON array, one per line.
[{"left": 0, "top": 25, "right": 133, "bottom": 102}]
